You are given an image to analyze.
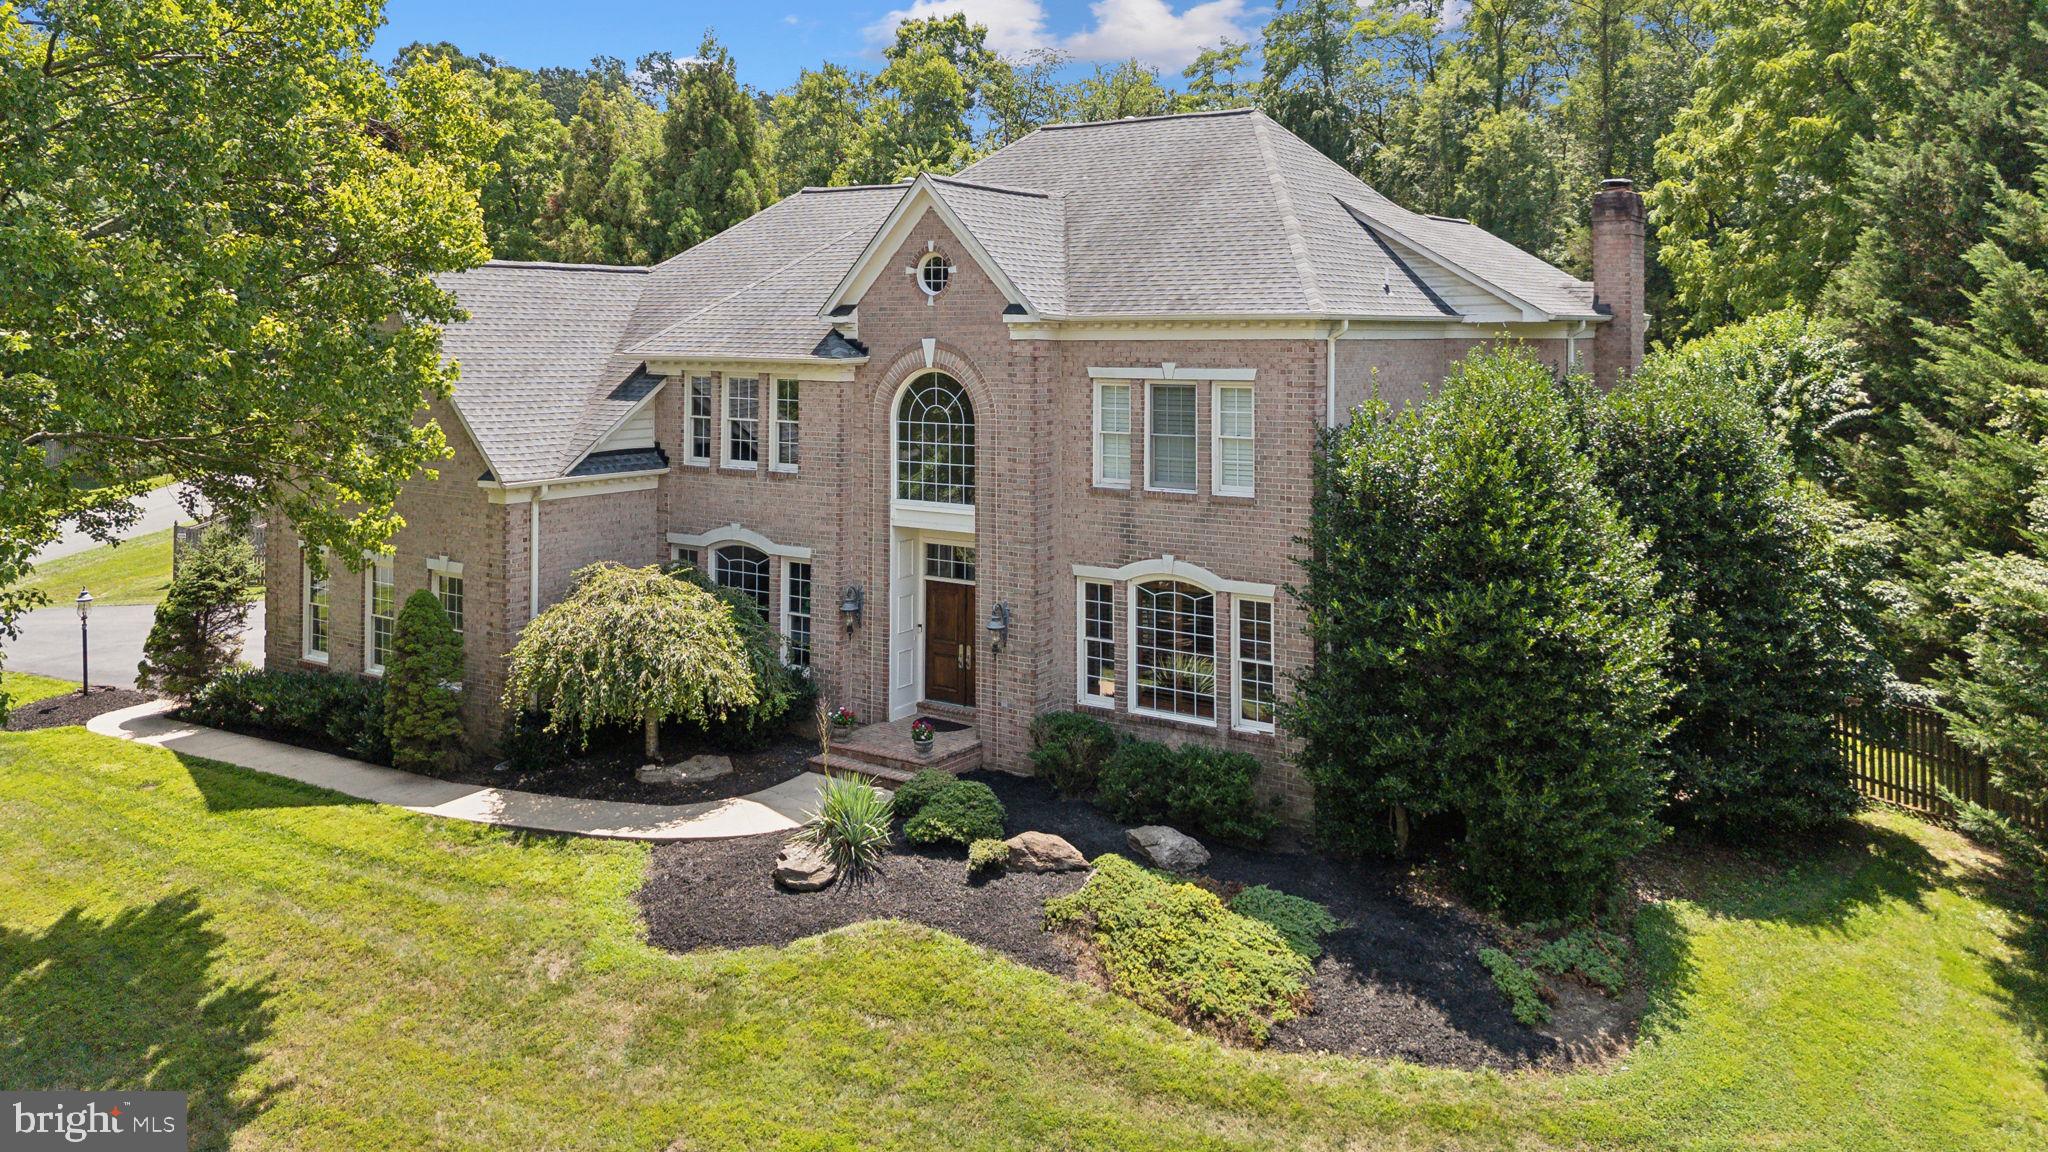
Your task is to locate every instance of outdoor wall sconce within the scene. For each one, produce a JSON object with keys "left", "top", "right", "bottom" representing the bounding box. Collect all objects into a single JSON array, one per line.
[
  {"left": 840, "top": 585, "right": 865, "bottom": 632},
  {"left": 986, "top": 601, "right": 1011, "bottom": 653}
]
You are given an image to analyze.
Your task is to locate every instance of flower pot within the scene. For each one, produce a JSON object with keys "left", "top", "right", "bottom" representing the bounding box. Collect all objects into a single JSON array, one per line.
[{"left": 912, "top": 739, "right": 934, "bottom": 756}]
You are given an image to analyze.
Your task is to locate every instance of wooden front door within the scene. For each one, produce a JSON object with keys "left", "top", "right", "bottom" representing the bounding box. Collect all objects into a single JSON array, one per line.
[{"left": 923, "top": 580, "right": 976, "bottom": 707}]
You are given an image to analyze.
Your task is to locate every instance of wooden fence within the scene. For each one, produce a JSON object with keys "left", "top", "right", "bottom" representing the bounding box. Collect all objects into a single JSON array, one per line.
[
  {"left": 172, "top": 517, "right": 265, "bottom": 578},
  {"left": 1835, "top": 703, "right": 2046, "bottom": 832}
]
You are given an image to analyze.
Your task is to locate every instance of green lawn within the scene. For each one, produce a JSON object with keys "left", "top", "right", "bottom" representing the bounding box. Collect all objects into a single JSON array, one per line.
[
  {"left": 1, "top": 671, "right": 76, "bottom": 710},
  {"left": 0, "top": 726, "right": 2042, "bottom": 1151},
  {"left": 21, "top": 527, "right": 175, "bottom": 606}
]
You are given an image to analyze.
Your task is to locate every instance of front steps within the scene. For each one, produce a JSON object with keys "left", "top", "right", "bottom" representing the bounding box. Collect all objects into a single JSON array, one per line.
[{"left": 806, "top": 714, "right": 982, "bottom": 784}]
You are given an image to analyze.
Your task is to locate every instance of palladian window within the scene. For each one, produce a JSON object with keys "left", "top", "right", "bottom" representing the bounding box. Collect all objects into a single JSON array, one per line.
[
  {"left": 895, "top": 371, "right": 975, "bottom": 505},
  {"left": 1132, "top": 579, "right": 1216, "bottom": 721},
  {"left": 713, "top": 544, "right": 772, "bottom": 619}
]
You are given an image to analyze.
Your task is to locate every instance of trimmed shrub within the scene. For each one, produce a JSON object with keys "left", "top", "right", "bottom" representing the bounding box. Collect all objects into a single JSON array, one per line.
[
  {"left": 384, "top": 590, "right": 464, "bottom": 774},
  {"left": 967, "top": 837, "right": 1010, "bottom": 879},
  {"left": 793, "top": 774, "right": 893, "bottom": 875},
  {"left": 182, "top": 667, "right": 390, "bottom": 764},
  {"left": 1097, "top": 739, "right": 1276, "bottom": 845},
  {"left": 136, "top": 528, "right": 260, "bottom": 699},
  {"left": 1027, "top": 711, "right": 1121, "bottom": 796},
  {"left": 902, "top": 779, "right": 1005, "bottom": 847},
  {"left": 1594, "top": 362, "right": 1886, "bottom": 833},
  {"left": 1292, "top": 350, "right": 1672, "bottom": 920},
  {"left": 1478, "top": 947, "right": 1550, "bottom": 1027},
  {"left": 1044, "top": 855, "right": 1313, "bottom": 1044},
  {"left": 1226, "top": 886, "right": 1339, "bottom": 960},
  {"left": 889, "top": 768, "right": 954, "bottom": 824},
  {"left": 671, "top": 566, "right": 815, "bottom": 748},
  {"left": 505, "top": 563, "right": 758, "bottom": 763}
]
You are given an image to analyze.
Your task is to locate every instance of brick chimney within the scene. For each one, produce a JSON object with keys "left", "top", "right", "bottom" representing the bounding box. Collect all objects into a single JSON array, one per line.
[{"left": 1589, "top": 178, "right": 1645, "bottom": 389}]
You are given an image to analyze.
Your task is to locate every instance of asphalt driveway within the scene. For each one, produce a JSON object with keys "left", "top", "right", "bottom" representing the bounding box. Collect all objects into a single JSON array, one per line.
[{"left": 3, "top": 602, "right": 264, "bottom": 688}]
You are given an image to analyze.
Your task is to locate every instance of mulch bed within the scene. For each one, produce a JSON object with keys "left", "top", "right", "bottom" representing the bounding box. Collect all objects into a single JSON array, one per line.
[
  {"left": 442, "top": 738, "right": 816, "bottom": 807},
  {"left": 5, "top": 687, "right": 155, "bottom": 731},
  {"left": 640, "top": 771, "right": 1630, "bottom": 1071}
]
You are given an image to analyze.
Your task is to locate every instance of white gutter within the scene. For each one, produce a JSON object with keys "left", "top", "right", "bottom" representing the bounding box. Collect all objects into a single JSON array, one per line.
[
  {"left": 1326, "top": 319, "right": 1350, "bottom": 425},
  {"left": 1566, "top": 320, "right": 1590, "bottom": 374},
  {"left": 481, "top": 466, "right": 671, "bottom": 493}
]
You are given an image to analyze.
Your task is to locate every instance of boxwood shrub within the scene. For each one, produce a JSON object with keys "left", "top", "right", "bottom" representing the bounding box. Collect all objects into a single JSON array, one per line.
[
  {"left": 889, "top": 768, "right": 955, "bottom": 824},
  {"left": 1097, "top": 739, "right": 1276, "bottom": 845},
  {"left": 902, "top": 779, "right": 1005, "bottom": 847},
  {"left": 1027, "top": 711, "right": 1121, "bottom": 795},
  {"left": 181, "top": 667, "right": 391, "bottom": 765}
]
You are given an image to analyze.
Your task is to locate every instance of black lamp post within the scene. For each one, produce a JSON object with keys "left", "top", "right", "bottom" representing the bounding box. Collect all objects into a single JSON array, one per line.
[{"left": 75, "top": 588, "right": 93, "bottom": 696}]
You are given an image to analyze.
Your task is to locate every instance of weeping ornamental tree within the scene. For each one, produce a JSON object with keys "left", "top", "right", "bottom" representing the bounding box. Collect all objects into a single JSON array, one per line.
[
  {"left": 504, "top": 564, "right": 758, "bottom": 762},
  {"left": 1291, "top": 351, "right": 1672, "bottom": 919}
]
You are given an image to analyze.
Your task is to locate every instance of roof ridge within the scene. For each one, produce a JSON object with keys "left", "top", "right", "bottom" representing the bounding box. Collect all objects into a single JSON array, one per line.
[
  {"left": 480, "top": 259, "right": 648, "bottom": 273},
  {"left": 926, "top": 174, "right": 1052, "bottom": 199},
  {"left": 625, "top": 216, "right": 884, "bottom": 358},
  {"left": 1249, "top": 112, "right": 1326, "bottom": 313},
  {"left": 1039, "top": 108, "right": 1254, "bottom": 131},
  {"left": 797, "top": 182, "right": 913, "bottom": 194}
]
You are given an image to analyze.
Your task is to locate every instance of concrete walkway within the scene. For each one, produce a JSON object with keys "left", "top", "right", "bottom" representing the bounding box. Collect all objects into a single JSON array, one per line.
[{"left": 87, "top": 699, "right": 826, "bottom": 841}]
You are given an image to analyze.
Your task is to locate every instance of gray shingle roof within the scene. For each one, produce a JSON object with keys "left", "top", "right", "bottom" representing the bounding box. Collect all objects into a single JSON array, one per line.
[{"left": 439, "top": 110, "right": 1599, "bottom": 483}]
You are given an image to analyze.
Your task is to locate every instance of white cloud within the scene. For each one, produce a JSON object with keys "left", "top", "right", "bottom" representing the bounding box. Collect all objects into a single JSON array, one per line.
[
  {"left": 1061, "top": 0, "right": 1254, "bottom": 70},
  {"left": 864, "top": 0, "right": 1255, "bottom": 70},
  {"left": 865, "top": 0, "right": 1053, "bottom": 56}
]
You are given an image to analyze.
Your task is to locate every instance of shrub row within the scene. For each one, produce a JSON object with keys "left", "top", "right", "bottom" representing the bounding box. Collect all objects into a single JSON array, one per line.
[
  {"left": 1027, "top": 711, "right": 1276, "bottom": 845},
  {"left": 181, "top": 667, "right": 391, "bottom": 765}
]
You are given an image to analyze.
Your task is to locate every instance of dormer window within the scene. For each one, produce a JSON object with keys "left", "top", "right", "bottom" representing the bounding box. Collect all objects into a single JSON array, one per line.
[{"left": 918, "top": 252, "right": 951, "bottom": 296}]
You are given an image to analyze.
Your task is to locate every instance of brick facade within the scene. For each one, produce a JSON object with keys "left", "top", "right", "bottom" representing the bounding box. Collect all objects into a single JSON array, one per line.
[{"left": 266, "top": 204, "right": 1630, "bottom": 822}]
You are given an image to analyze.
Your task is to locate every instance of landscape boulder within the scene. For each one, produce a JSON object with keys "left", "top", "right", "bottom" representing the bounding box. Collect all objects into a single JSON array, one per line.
[
  {"left": 1003, "top": 831, "right": 1088, "bottom": 873},
  {"left": 773, "top": 841, "right": 838, "bottom": 891},
  {"left": 1127, "top": 825, "right": 1209, "bottom": 873},
  {"left": 637, "top": 753, "right": 733, "bottom": 784}
]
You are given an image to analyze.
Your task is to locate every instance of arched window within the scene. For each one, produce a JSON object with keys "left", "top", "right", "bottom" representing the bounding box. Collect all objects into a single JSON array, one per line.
[
  {"left": 1132, "top": 580, "right": 1216, "bottom": 721},
  {"left": 895, "top": 371, "right": 975, "bottom": 505},
  {"left": 713, "top": 544, "right": 771, "bottom": 619}
]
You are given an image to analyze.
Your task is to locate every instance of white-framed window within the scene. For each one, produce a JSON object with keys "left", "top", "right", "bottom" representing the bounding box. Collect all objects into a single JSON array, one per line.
[
  {"left": 923, "top": 542, "right": 976, "bottom": 582},
  {"left": 686, "top": 376, "right": 714, "bottom": 465},
  {"left": 724, "top": 376, "right": 759, "bottom": 468},
  {"left": 364, "top": 555, "right": 395, "bottom": 675},
  {"left": 772, "top": 379, "right": 800, "bottom": 472},
  {"left": 1146, "top": 382, "right": 1198, "bottom": 493},
  {"left": 1078, "top": 579, "right": 1117, "bottom": 706},
  {"left": 895, "top": 371, "right": 975, "bottom": 505},
  {"left": 1131, "top": 579, "right": 1216, "bottom": 721},
  {"left": 302, "top": 554, "right": 330, "bottom": 663},
  {"left": 918, "top": 252, "right": 951, "bottom": 296},
  {"left": 431, "top": 569, "right": 465, "bottom": 633},
  {"left": 1233, "top": 597, "right": 1276, "bottom": 732},
  {"left": 713, "top": 544, "right": 772, "bottom": 619},
  {"left": 1213, "top": 385, "right": 1255, "bottom": 497},
  {"left": 1093, "top": 382, "right": 1131, "bottom": 488},
  {"left": 669, "top": 545, "right": 701, "bottom": 571},
  {"left": 783, "top": 560, "right": 812, "bottom": 668}
]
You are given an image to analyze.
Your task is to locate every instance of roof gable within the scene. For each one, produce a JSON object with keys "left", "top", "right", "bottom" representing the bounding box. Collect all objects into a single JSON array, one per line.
[{"left": 820, "top": 175, "right": 1053, "bottom": 319}]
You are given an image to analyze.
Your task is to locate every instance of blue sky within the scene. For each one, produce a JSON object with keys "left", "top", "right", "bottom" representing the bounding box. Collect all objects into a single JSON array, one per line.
[{"left": 375, "top": 0, "right": 1271, "bottom": 91}]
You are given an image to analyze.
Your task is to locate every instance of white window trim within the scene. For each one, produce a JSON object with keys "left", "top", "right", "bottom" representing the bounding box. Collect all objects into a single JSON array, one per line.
[
  {"left": 685, "top": 376, "right": 714, "bottom": 467},
  {"left": 666, "top": 524, "right": 812, "bottom": 561},
  {"left": 1144, "top": 380, "right": 1199, "bottom": 494},
  {"left": 770, "top": 378, "right": 800, "bottom": 473},
  {"left": 781, "top": 557, "right": 813, "bottom": 667},
  {"left": 363, "top": 554, "right": 394, "bottom": 677},
  {"left": 430, "top": 568, "right": 465, "bottom": 634},
  {"left": 1212, "top": 384, "right": 1255, "bottom": 498},
  {"left": 301, "top": 554, "right": 329, "bottom": 664},
  {"left": 1231, "top": 595, "right": 1277, "bottom": 734},
  {"left": 1092, "top": 381, "right": 1131, "bottom": 489},
  {"left": 722, "top": 375, "right": 761, "bottom": 471},
  {"left": 1126, "top": 576, "right": 1221, "bottom": 726},
  {"left": 1076, "top": 577, "right": 1117, "bottom": 707}
]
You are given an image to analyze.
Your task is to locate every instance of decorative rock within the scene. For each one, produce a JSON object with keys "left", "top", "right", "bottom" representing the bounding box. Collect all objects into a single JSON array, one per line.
[
  {"left": 1127, "top": 825, "right": 1209, "bottom": 873},
  {"left": 774, "top": 841, "right": 838, "bottom": 891},
  {"left": 636, "top": 753, "right": 734, "bottom": 784},
  {"left": 1003, "top": 831, "right": 1088, "bottom": 873}
]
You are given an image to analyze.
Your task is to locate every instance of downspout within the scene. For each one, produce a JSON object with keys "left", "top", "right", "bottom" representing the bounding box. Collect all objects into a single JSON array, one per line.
[
  {"left": 1566, "top": 321, "right": 1589, "bottom": 375},
  {"left": 1325, "top": 318, "right": 1350, "bottom": 425},
  {"left": 529, "top": 486, "right": 544, "bottom": 620}
]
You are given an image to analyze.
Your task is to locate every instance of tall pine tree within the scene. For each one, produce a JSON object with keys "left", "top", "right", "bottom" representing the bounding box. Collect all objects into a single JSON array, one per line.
[{"left": 645, "top": 32, "right": 772, "bottom": 260}]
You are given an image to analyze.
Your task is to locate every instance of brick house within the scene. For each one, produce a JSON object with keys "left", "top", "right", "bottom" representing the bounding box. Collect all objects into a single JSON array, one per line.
[{"left": 264, "top": 109, "right": 1645, "bottom": 814}]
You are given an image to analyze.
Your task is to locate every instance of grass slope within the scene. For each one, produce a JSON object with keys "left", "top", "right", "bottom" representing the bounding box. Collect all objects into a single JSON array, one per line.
[
  {"left": 0, "top": 727, "right": 2042, "bottom": 1151},
  {"left": 1, "top": 672, "right": 76, "bottom": 710},
  {"left": 21, "top": 527, "right": 175, "bottom": 606}
]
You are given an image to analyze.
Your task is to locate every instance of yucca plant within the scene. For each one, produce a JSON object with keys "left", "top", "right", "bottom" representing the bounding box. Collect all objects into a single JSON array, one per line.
[{"left": 792, "top": 774, "right": 894, "bottom": 876}]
